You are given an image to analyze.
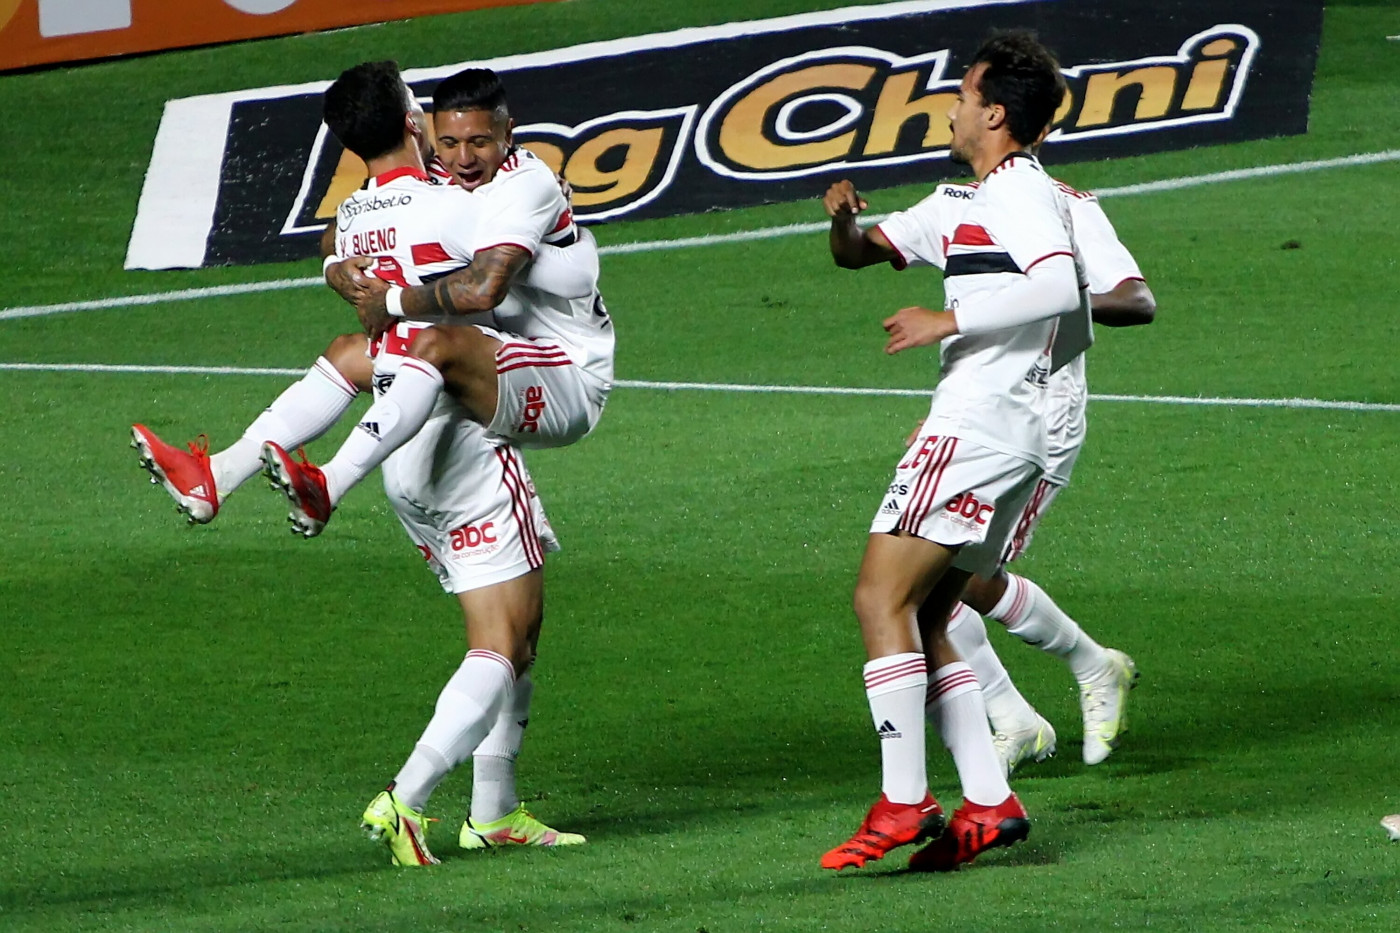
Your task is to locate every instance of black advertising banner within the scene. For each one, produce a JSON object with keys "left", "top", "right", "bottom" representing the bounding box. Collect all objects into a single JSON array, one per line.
[{"left": 127, "top": 0, "right": 1325, "bottom": 269}]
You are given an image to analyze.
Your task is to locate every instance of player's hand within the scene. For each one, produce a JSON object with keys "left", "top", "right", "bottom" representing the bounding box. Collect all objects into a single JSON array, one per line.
[
  {"left": 353, "top": 279, "right": 393, "bottom": 339},
  {"left": 883, "top": 307, "right": 959, "bottom": 355},
  {"left": 904, "top": 419, "right": 926, "bottom": 449},
  {"left": 325, "top": 256, "right": 376, "bottom": 304},
  {"left": 823, "top": 180, "right": 867, "bottom": 219}
]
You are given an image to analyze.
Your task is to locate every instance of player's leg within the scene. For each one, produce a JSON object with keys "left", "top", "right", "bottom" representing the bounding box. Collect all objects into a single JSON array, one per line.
[
  {"left": 905, "top": 457, "right": 1041, "bottom": 872},
  {"left": 267, "top": 326, "right": 501, "bottom": 536},
  {"left": 133, "top": 333, "right": 368, "bottom": 523},
  {"left": 964, "top": 480, "right": 1138, "bottom": 766},
  {"left": 462, "top": 612, "right": 584, "bottom": 850},
  {"left": 820, "top": 531, "right": 952, "bottom": 871},
  {"left": 943, "top": 602, "right": 1055, "bottom": 775}
]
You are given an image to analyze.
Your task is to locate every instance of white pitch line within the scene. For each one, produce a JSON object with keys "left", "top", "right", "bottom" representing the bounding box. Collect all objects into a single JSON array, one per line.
[
  {"left": 3, "top": 149, "right": 1398, "bottom": 322},
  {"left": 1, "top": 362, "right": 1395, "bottom": 413}
]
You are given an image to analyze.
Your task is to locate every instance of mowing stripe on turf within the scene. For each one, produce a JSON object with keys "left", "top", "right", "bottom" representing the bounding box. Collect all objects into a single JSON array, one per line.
[
  {"left": 2, "top": 148, "right": 1398, "bottom": 323},
  {"left": 1, "top": 362, "right": 1395, "bottom": 413}
]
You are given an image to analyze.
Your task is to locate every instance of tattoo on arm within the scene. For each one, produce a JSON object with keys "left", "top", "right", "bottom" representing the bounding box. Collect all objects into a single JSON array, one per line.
[{"left": 402, "top": 245, "right": 532, "bottom": 317}]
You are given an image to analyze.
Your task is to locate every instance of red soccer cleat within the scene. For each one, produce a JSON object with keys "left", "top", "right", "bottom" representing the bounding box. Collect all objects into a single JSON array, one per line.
[
  {"left": 260, "top": 442, "right": 332, "bottom": 538},
  {"left": 907, "top": 793, "right": 1030, "bottom": 872},
  {"left": 821, "top": 793, "right": 945, "bottom": 871},
  {"left": 131, "top": 424, "right": 219, "bottom": 524}
]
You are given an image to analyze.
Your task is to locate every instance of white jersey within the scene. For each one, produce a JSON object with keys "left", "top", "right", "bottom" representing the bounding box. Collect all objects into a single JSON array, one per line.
[
  {"left": 877, "top": 153, "right": 1083, "bottom": 469},
  {"left": 472, "top": 147, "right": 615, "bottom": 388},
  {"left": 876, "top": 170, "right": 1142, "bottom": 483}
]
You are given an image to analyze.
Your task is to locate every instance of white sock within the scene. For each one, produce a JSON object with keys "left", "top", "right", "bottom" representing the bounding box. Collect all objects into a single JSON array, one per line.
[
  {"left": 990, "top": 573, "right": 1111, "bottom": 683},
  {"left": 471, "top": 671, "right": 534, "bottom": 824},
  {"left": 864, "top": 653, "right": 928, "bottom": 805},
  {"left": 320, "top": 360, "right": 443, "bottom": 506},
  {"left": 945, "top": 603, "right": 1039, "bottom": 735},
  {"left": 928, "top": 662, "right": 1010, "bottom": 807},
  {"left": 210, "top": 357, "right": 358, "bottom": 498},
  {"left": 392, "top": 649, "right": 515, "bottom": 811}
]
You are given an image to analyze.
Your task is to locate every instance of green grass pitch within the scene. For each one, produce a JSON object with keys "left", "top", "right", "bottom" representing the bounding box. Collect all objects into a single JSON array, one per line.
[{"left": 2, "top": 1, "right": 1399, "bottom": 930}]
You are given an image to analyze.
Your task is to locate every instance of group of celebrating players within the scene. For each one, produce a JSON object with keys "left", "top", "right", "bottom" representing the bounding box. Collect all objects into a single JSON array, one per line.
[{"left": 131, "top": 27, "right": 1154, "bottom": 874}]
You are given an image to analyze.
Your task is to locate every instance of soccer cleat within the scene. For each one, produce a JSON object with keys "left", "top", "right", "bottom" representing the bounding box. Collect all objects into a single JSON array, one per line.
[
  {"left": 459, "top": 804, "right": 586, "bottom": 850},
  {"left": 992, "top": 713, "right": 1057, "bottom": 776},
  {"left": 1080, "top": 649, "right": 1139, "bottom": 765},
  {"left": 131, "top": 424, "right": 219, "bottom": 524},
  {"left": 820, "top": 793, "right": 944, "bottom": 871},
  {"left": 361, "top": 785, "right": 439, "bottom": 867},
  {"left": 261, "top": 442, "right": 332, "bottom": 538},
  {"left": 907, "top": 793, "right": 1030, "bottom": 872}
]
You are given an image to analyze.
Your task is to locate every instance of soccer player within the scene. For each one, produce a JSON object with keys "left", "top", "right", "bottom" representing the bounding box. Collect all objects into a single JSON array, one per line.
[
  {"left": 266, "top": 67, "right": 615, "bottom": 539},
  {"left": 819, "top": 31, "right": 1083, "bottom": 873},
  {"left": 872, "top": 149, "right": 1156, "bottom": 773},
  {"left": 132, "top": 61, "right": 594, "bottom": 867}
]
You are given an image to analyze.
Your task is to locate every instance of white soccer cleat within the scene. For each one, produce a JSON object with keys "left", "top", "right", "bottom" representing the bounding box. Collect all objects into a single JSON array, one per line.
[
  {"left": 1079, "top": 649, "right": 1138, "bottom": 765},
  {"left": 1382, "top": 815, "right": 1400, "bottom": 841},
  {"left": 993, "top": 713, "right": 1057, "bottom": 776}
]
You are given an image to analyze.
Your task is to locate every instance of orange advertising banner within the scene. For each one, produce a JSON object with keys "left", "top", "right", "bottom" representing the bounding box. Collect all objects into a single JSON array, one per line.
[{"left": 0, "top": 0, "right": 556, "bottom": 72}]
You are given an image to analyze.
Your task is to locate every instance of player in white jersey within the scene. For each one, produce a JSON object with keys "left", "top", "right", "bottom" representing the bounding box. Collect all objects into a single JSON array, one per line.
[
  {"left": 875, "top": 168, "right": 1155, "bottom": 772},
  {"left": 270, "top": 68, "right": 617, "bottom": 541},
  {"left": 820, "top": 33, "right": 1083, "bottom": 874},
  {"left": 131, "top": 62, "right": 593, "bottom": 867}
]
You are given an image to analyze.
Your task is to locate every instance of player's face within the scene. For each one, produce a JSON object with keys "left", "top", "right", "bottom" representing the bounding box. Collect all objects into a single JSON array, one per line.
[
  {"left": 946, "top": 63, "right": 990, "bottom": 166},
  {"left": 434, "top": 108, "right": 513, "bottom": 191}
]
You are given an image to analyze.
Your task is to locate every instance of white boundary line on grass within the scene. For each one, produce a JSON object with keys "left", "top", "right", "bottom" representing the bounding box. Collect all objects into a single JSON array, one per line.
[
  {"left": 3, "top": 148, "right": 1399, "bottom": 323},
  {"left": 2, "top": 362, "right": 1395, "bottom": 413}
]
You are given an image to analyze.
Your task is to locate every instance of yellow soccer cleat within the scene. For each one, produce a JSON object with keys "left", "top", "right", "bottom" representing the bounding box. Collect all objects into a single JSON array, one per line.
[
  {"left": 361, "top": 785, "right": 439, "bottom": 867},
  {"left": 460, "top": 804, "right": 586, "bottom": 850},
  {"left": 1080, "top": 649, "right": 1139, "bottom": 765}
]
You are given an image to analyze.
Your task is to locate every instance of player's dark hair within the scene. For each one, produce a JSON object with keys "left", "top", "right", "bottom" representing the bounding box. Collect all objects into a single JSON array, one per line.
[
  {"left": 432, "top": 68, "right": 510, "bottom": 121},
  {"left": 323, "top": 60, "right": 414, "bottom": 161},
  {"left": 970, "top": 31, "right": 1066, "bottom": 147}
]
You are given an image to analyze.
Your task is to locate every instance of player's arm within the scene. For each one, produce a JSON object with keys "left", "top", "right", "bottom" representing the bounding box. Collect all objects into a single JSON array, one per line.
[
  {"left": 525, "top": 227, "right": 599, "bottom": 299},
  {"left": 321, "top": 221, "right": 377, "bottom": 304},
  {"left": 883, "top": 254, "right": 1079, "bottom": 354},
  {"left": 396, "top": 245, "right": 531, "bottom": 318},
  {"left": 825, "top": 181, "right": 898, "bottom": 268},
  {"left": 1091, "top": 278, "right": 1156, "bottom": 327}
]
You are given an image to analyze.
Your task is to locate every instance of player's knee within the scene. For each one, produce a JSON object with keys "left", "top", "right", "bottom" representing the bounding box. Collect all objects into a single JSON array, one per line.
[
  {"left": 324, "top": 333, "right": 371, "bottom": 390},
  {"left": 852, "top": 579, "right": 894, "bottom": 627},
  {"left": 961, "top": 571, "right": 1005, "bottom": 615},
  {"left": 407, "top": 326, "right": 453, "bottom": 369}
]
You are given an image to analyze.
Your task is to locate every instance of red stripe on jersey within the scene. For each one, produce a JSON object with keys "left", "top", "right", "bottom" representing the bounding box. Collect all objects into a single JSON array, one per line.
[
  {"left": 1024, "top": 250, "right": 1074, "bottom": 273},
  {"left": 951, "top": 224, "right": 995, "bottom": 247},
  {"left": 550, "top": 207, "right": 574, "bottom": 234},
  {"left": 496, "top": 447, "right": 542, "bottom": 568},
  {"left": 498, "top": 359, "right": 573, "bottom": 375},
  {"left": 411, "top": 242, "right": 452, "bottom": 265},
  {"left": 373, "top": 256, "right": 409, "bottom": 287},
  {"left": 497, "top": 348, "right": 569, "bottom": 365},
  {"left": 373, "top": 166, "right": 430, "bottom": 186},
  {"left": 873, "top": 224, "right": 908, "bottom": 271}
]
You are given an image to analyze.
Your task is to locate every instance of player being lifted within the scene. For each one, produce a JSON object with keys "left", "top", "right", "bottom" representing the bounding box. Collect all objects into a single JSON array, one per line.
[
  {"left": 132, "top": 61, "right": 599, "bottom": 867},
  {"left": 264, "top": 67, "right": 615, "bottom": 538},
  {"left": 820, "top": 31, "right": 1083, "bottom": 873},
  {"left": 835, "top": 127, "right": 1156, "bottom": 774}
]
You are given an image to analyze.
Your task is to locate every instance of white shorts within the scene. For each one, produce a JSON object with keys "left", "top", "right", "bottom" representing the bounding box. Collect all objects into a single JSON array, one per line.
[
  {"left": 1000, "top": 477, "right": 1064, "bottom": 564},
  {"left": 869, "top": 434, "right": 1042, "bottom": 577},
  {"left": 383, "top": 418, "right": 560, "bottom": 594},
  {"left": 475, "top": 325, "right": 609, "bottom": 449}
]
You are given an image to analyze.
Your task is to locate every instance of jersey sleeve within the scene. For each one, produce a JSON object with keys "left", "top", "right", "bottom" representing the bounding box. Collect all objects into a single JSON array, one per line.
[
  {"left": 983, "top": 167, "right": 1073, "bottom": 274},
  {"left": 1070, "top": 197, "right": 1144, "bottom": 294},
  {"left": 875, "top": 190, "right": 947, "bottom": 270},
  {"left": 472, "top": 166, "right": 566, "bottom": 257}
]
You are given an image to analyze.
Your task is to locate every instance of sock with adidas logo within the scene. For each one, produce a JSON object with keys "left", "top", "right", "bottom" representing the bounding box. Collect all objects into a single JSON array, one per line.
[{"left": 863, "top": 653, "right": 928, "bottom": 805}]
